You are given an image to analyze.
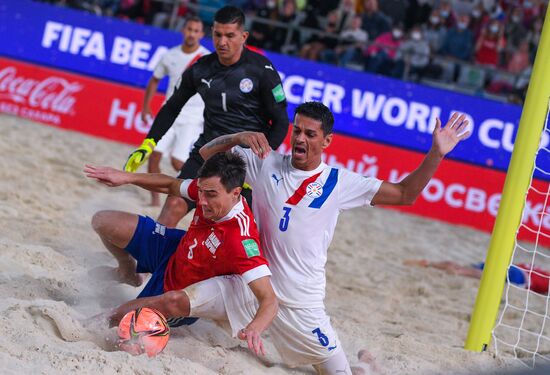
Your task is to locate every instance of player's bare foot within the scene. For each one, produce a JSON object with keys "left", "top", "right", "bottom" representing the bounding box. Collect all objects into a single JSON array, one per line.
[
  {"left": 351, "top": 349, "right": 381, "bottom": 375},
  {"left": 116, "top": 267, "right": 145, "bottom": 287},
  {"left": 92, "top": 265, "right": 144, "bottom": 287}
]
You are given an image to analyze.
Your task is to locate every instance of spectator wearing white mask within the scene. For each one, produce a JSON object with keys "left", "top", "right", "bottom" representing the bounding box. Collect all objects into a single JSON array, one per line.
[
  {"left": 423, "top": 8, "right": 448, "bottom": 53},
  {"left": 439, "top": 14, "right": 474, "bottom": 61},
  {"left": 437, "top": 0, "right": 457, "bottom": 28},
  {"left": 475, "top": 19, "right": 505, "bottom": 67},
  {"left": 505, "top": 7, "right": 527, "bottom": 52},
  {"left": 364, "top": 24, "right": 404, "bottom": 76},
  {"left": 469, "top": 3, "right": 489, "bottom": 39},
  {"left": 393, "top": 25, "right": 431, "bottom": 80}
]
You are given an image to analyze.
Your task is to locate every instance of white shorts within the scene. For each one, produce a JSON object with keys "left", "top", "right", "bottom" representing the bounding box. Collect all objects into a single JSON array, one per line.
[
  {"left": 185, "top": 275, "right": 343, "bottom": 368},
  {"left": 154, "top": 113, "right": 203, "bottom": 162}
]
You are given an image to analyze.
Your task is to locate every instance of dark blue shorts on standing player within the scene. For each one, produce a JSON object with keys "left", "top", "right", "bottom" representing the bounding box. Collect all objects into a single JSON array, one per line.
[{"left": 125, "top": 215, "right": 198, "bottom": 326}]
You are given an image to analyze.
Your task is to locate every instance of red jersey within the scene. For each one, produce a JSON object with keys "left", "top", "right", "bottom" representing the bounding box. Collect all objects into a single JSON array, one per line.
[{"left": 163, "top": 179, "right": 270, "bottom": 292}]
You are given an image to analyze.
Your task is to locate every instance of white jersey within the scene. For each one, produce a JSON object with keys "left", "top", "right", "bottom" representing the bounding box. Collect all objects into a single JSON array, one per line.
[
  {"left": 153, "top": 44, "right": 210, "bottom": 115},
  {"left": 234, "top": 147, "right": 382, "bottom": 308}
]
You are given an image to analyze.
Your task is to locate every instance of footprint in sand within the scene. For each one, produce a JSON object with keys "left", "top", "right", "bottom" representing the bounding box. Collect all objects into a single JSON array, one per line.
[
  {"left": 27, "top": 304, "right": 122, "bottom": 352},
  {"left": 28, "top": 305, "right": 93, "bottom": 342}
]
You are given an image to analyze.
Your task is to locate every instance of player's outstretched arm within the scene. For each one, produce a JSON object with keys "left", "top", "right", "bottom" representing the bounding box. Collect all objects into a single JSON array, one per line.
[
  {"left": 199, "top": 131, "right": 271, "bottom": 161},
  {"left": 372, "top": 113, "right": 470, "bottom": 206},
  {"left": 84, "top": 164, "right": 182, "bottom": 196},
  {"left": 105, "top": 290, "right": 190, "bottom": 327},
  {"left": 239, "top": 276, "right": 278, "bottom": 356}
]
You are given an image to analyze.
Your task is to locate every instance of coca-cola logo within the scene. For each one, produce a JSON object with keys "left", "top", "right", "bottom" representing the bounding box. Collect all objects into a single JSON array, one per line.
[{"left": 0, "top": 66, "right": 82, "bottom": 114}]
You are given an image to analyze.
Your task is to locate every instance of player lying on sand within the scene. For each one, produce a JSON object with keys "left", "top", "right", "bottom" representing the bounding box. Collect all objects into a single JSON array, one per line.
[
  {"left": 85, "top": 152, "right": 277, "bottom": 355},
  {"left": 405, "top": 259, "right": 550, "bottom": 294}
]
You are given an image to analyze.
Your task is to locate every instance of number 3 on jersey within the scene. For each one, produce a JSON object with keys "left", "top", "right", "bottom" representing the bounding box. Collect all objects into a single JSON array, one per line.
[{"left": 279, "top": 207, "right": 292, "bottom": 232}]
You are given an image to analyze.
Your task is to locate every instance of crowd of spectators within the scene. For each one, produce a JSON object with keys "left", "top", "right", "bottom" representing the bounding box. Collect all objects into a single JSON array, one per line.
[{"left": 35, "top": 0, "right": 547, "bottom": 104}]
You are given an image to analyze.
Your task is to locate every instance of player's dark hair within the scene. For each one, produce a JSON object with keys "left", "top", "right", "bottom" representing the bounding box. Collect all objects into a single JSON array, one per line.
[
  {"left": 183, "top": 16, "right": 204, "bottom": 29},
  {"left": 294, "top": 102, "right": 334, "bottom": 135},
  {"left": 214, "top": 6, "right": 245, "bottom": 27},
  {"left": 198, "top": 152, "right": 246, "bottom": 192}
]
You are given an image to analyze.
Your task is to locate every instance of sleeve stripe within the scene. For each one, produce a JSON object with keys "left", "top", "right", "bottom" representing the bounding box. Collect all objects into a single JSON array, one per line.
[
  {"left": 242, "top": 212, "right": 249, "bottom": 236},
  {"left": 242, "top": 264, "right": 271, "bottom": 284},
  {"left": 236, "top": 213, "right": 244, "bottom": 236},
  {"left": 236, "top": 212, "right": 250, "bottom": 236},
  {"left": 179, "top": 179, "right": 193, "bottom": 199}
]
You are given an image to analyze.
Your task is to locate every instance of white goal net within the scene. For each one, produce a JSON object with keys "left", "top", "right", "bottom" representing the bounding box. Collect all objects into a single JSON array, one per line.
[{"left": 492, "top": 108, "right": 550, "bottom": 367}]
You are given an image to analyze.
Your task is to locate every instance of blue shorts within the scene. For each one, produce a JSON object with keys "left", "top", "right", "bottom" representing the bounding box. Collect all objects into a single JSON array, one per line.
[
  {"left": 125, "top": 216, "right": 184, "bottom": 299},
  {"left": 126, "top": 216, "right": 199, "bottom": 326},
  {"left": 473, "top": 262, "right": 526, "bottom": 286}
]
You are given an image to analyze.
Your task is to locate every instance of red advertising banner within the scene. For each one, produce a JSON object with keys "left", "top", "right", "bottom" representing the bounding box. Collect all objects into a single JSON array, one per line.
[
  {"left": 0, "top": 57, "right": 164, "bottom": 145},
  {"left": 1, "top": 57, "right": 548, "bottom": 247}
]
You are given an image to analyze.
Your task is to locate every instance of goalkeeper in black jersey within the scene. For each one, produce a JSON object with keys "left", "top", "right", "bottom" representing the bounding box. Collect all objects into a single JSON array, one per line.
[{"left": 124, "top": 6, "right": 289, "bottom": 227}]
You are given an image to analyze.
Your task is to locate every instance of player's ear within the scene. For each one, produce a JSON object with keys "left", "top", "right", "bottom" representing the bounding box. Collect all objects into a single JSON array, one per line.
[
  {"left": 242, "top": 30, "right": 249, "bottom": 42},
  {"left": 322, "top": 133, "right": 333, "bottom": 149},
  {"left": 232, "top": 186, "right": 242, "bottom": 198}
]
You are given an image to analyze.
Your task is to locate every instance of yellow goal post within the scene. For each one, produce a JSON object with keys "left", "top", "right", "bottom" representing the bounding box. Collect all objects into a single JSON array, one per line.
[{"left": 465, "top": 6, "right": 550, "bottom": 352}]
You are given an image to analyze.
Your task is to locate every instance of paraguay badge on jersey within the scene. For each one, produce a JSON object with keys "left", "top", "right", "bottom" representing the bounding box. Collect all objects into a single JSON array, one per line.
[
  {"left": 306, "top": 182, "right": 323, "bottom": 199},
  {"left": 239, "top": 78, "right": 254, "bottom": 93}
]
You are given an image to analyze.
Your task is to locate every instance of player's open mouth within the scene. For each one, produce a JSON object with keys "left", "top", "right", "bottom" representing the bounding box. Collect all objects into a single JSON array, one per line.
[{"left": 293, "top": 146, "right": 306, "bottom": 156}]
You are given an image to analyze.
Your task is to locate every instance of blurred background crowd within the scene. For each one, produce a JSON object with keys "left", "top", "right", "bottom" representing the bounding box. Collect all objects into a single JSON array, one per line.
[{"left": 35, "top": 0, "right": 548, "bottom": 104}]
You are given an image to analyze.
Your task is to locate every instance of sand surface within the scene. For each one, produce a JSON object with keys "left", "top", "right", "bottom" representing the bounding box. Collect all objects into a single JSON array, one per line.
[{"left": 0, "top": 114, "right": 524, "bottom": 374}]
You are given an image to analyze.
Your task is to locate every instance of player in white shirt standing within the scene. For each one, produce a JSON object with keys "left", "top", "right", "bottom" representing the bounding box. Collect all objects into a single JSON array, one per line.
[
  {"left": 197, "top": 101, "right": 470, "bottom": 374},
  {"left": 140, "top": 16, "right": 210, "bottom": 206}
]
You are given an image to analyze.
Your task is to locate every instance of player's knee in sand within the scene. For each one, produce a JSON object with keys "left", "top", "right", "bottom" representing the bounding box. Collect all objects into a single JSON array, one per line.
[
  {"left": 91, "top": 210, "right": 144, "bottom": 286},
  {"left": 311, "top": 347, "right": 381, "bottom": 375},
  {"left": 91, "top": 210, "right": 138, "bottom": 248}
]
